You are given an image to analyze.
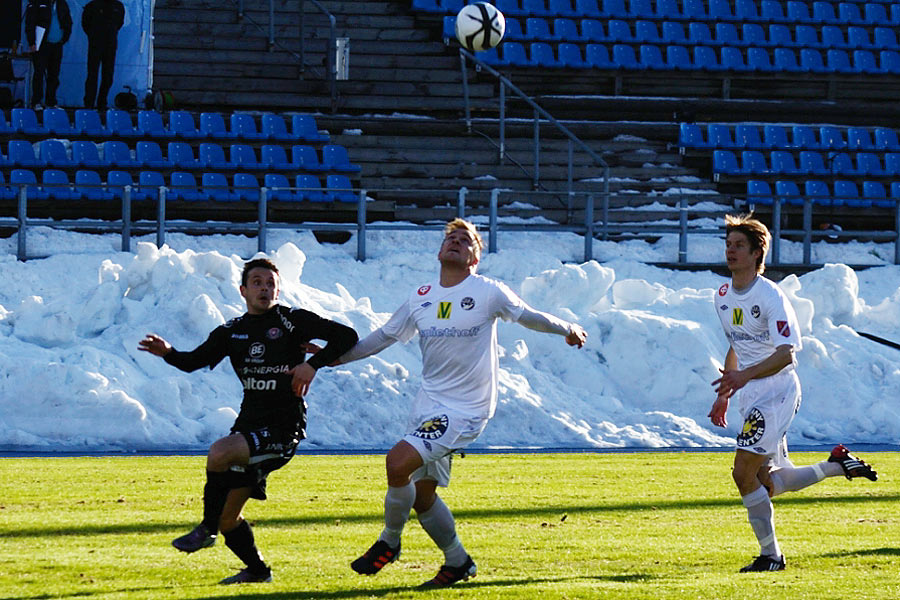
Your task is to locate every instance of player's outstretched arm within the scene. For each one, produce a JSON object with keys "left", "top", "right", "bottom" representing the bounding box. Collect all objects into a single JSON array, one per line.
[
  {"left": 138, "top": 334, "right": 173, "bottom": 357},
  {"left": 517, "top": 305, "right": 587, "bottom": 348}
]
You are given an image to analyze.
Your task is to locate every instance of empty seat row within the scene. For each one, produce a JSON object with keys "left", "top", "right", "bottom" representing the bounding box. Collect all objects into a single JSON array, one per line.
[
  {"left": 681, "top": 123, "right": 900, "bottom": 152},
  {"left": 713, "top": 149, "right": 900, "bottom": 178},
  {"left": 469, "top": 17, "right": 900, "bottom": 52},
  {"left": 747, "top": 179, "right": 898, "bottom": 207},
  {"left": 0, "top": 169, "right": 358, "bottom": 203},
  {"left": 0, "top": 108, "right": 328, "bottom": 143},
  {"left": 0, "top": 140, "right": 360, "bottom": 173}
]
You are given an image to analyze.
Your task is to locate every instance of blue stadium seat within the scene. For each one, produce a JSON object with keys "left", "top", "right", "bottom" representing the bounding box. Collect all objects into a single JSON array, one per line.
[
  {"left": 819, "top": 126, "right": 848, "bottom": 150},
  {"left": 233, "top": 173, "right": 260, "bottom": 202},
  {"left": 11, "top": 108, "right": 47, "bottom": 135},
  {"left": 661, "top": 21, "right": 687, "bottom": 45},
  {"left": 606, "top": 19, "right": 633, "bottom": 42},
  {"left": 169, "top": 172, "right": 207, "bottom": 202},
  {"left": 169, "top": 110, "right": 205, "bottom": 139},
  {"left": 791, "top": 125, "right": 821, "bottom": 150},
  {"left": 774, "top": 47, "right": 804, "bottom": 72},
  {"left": 503, "top": 17, "right": 525, "bottom": 40},
  {"left": 442, "top": 15, "right": 458, "bottom": 42},
  {"left": 864, "top": 2, "right": 889, "bottom": 26},
  {"left": 833, "top": 180, "right": 863, "bottom": 207},
  {"left": 325, "top": 174, "right": 357, "bottom": 203},
  {"left": 553, "top": 18, "right": 585, "bottom": 41},
  {"left": 612, "top": 44, "right": 642, "bottom": 69},
  {"left": 264, "top": 173, "right": 301, "bottom": 202},
  {"left": 847, "top": 26, "right": 873, "bottom": 50},
  {"left": 496, "top": 0, "right": 526, "bottom": 16},
  {"left": 786, "top": 1, "right": 814, "bottom": 24},
  {"left": 862, "top": 181, "right": 895, "bottom": 208},
  {"left": 43, "top": 108, "right": 76, "bottom": 136},
  {"left": 681, "top": 0, "right": 706, "bottom": 20},
  {"left": 821, "top": 26, "right": 848, "bottom": 50},
  {"left": 261, "top": 144, "right": 294, "bottom": 170},
  {"left": 830, "top": 152, "right": 863, "bottom": 176},
  {"left": 412, "top": 0, "right": 442, "bottom": 12},
  {"left": 523, "top": 0, "right": 553, "bottom": 17},
  {"left": 291, "top": 114, "right": 329, "bottom": 142},
  {"left": 198, "top": 142, "right": 237, "bottom": 170},
  {"left": 107, "top": 170, "right": 138, "bottom": 201},
  {"left": 10, "top": 169, "right": 47, "bottom": 200},
  {"left": 231, "top": 113, "right": 267, "bottom": 141},
  {"left": 747, "top": 47, "right": 776, "bottom": 72},
  {"left": 638, "top": 44, "right": 666, "bottom": 69},
  {"left": 292, "top": 144, "right": 327, "bottom": 171},
  {"left": 200, "top": 112, "right": 237, "bottom": 140},
  {"left": 168, "top": 141, "right": 201, "bottom": 169},
  {"left": 714, "top": 23, "right": 740, "bottom": 46},
  {"left": 138, "top": 110, "right": 174, "bottom": 138},
  {"left": 853, "top": 50, "right": 879, "bottom": 74},
  {"left": 891, "top": 4, "right": 900, "bottom": 26},
  {"left": 136, "top": 141, "right": 174, "bottom": 169},
  {"left": 804, "top": 179, "right": 832, "bottom": 205},
  {"left": 296, "top": 174, "right": 327, "bottom": 202},
  {"left": 712, "top": 150, "right": 741, "bottom": 177},
  {"left": 847, "top": 127, "right": 875, "bottom": 151},
  {"left": 721, "top": 46, "right": 751, "bottom": 72},
  {"left": 693, "top": 46, "right": 723, "bottom": 71},
  {"left": 103, "top": 140, "right": 140, "bottom": 168},
  {"left": 558, "top": 42, "right": 588, "bottom": 67},
  {"left": 734, "top": 0, "right": 761, "bottom": 22},
  {"left": 707, "top": 0, "right": 733, "bottom": 21},
  {"left": 768, "top": 24, "right": 795, "bottom": 48},
  {"left": 735, "top": 124, "right": 765, "bottom": 149},
  {"left": 76, "top": 170, "right": 114, "bottom": 201},
  {"left": 688, "top": 22, "right": 714, "bottom": 46},
  {"left": 746, "top": 180, "right": 774, "bottom": 205},
  {"left": 874, "top": 127, "right": 900, "bottom": 151},
  {"left": 107, "top": 109, "right": 141, "bottom": 137},
  {"left": 654, "top": 0, "right": 681, "bottom": 20},
  {"left": 838, "top": 2, "right": 864, "bottom": 25},
  {"left": 8, "top": 140, "right": 44, "bottom": 167},
  {"left": 42, "top": 169, "right": 76, "bottom": 201},
  {"left": 795, "top": 25, "right": 822, "bottom": 49},
  {"left": 800, "top": 48, "right": 828, "bottom": 73},
  {"left": 230, "top": 144, "right": 265, "bottom": 170},
  {"left": 502, "top": 41, "right": 532, "bottom": 66},
  {"left": 39, "top": 139, "right": 76, "bottom": 168},
  {"left": 880, "top": 50, "right": 900, "bottom": 75},
  {"left": 884, "top": 152, "right": 900, "bottom": 176},
  {"left": 581, "top": 19, "right": 606, "bottom": 42},
  {"left": 72, "top": 141, "right": 106, "bottom": 168},
  {"left": 548, "top": 0, "right": 579, "bottom": 17},
  {"left": 574, "top": 0, "right": 602, "bottom": 17},
  {"left": 855, "top": 152, "right": 885, "bottom": 177},
  {"left": 322, "top": 144, "right": 362, "bottom": 173},
  {"left": 585, "top": 43, "right": 614, "bottom": 68},
  {"left": 708, "top": 123, "right": 737, "bottom": 149},
  {"left": 770, "top": 150, "right": 802, "bottom": 175},
  {"left": 760, "top": 0, "right": 788, "bottom": 22},
  {"left": 202, "top": 172, "right": 239, "bottom": 201},
  {"left": 439, "top": 0, "right": 464, "bottom": 13},
  {"left": 478, "top": 46, "right": 506, "bottom": 65},
  {"left": 525, "top": 19, "right": 557, "bottom": 41},
  {"left": 775, "top": 180, "right": 804, "bottom": 206},
  {"left": 892, "top": 182, "right": 900, "bottom": 205},
  {"left": 740, "top": 23, "right": 768, "bottom": 47},
  {"left": 74, "top": 109, "right": 111, "bottom": 137},
  {"left": 798, "top": 150, "right": 829, "bottom": 175},
  {"left": 762, "top": 125, "right": 795, "bottom": 149},
  {"left": 811, "top": 1, "right": 839, "bottom": 24},
  {"left": 627, "top": 0, "right": 653, "bottom": 18},
  {"left": 741, "top": 150, "right": 769, "bottom": 175},
  {"left": 665, "top": 45, "right": 693, "bottom": 70},
  {"left": 634, "top": 20, "right": 661, "bottom": 44},
  {"left": 874, "top": 27, "right": 900, "bottom": 51},
  {"left": 677, "top": 123, "right": 710, "bottom": 149}
]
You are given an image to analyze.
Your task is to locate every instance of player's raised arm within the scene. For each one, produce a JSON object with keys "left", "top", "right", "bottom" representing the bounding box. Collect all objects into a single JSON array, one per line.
[{"left": 138, "top": 333, "right": 173, "bottom": 357}]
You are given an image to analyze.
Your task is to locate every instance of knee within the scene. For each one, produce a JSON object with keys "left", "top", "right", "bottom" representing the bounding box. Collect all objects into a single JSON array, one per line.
[
  {"left": 219, "top": 515, "right": 242, "bottom": 534},
  {"left": 385, "top": 455, "right": 413, "bottom": 487},
  {"left": 207, "top": 442, "right": 235, "bottom": 471}
]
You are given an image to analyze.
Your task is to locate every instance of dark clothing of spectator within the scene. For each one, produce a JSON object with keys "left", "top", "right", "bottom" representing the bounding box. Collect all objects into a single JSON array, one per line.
[
  {"left": 25, "top": 0, "right": 72, "bottom": 107},
  {"left": 0, "top": 0, "right": 23, "bottom": 52},
  {"left": 81, "top": 0, "right": 124, "bottom": 109}
]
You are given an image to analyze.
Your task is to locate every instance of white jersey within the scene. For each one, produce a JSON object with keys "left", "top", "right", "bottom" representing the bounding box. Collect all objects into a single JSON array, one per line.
[
  {"left": 715, "top": 275, "right": 802, "bottom": 371},
  {"left": 381, "top": 274, "right": 526, "bottom": 420}
]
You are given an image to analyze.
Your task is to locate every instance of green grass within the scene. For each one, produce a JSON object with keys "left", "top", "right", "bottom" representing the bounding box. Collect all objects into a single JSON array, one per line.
[{"left": 1, "top": 452, "right": 898, "bottom": 599}]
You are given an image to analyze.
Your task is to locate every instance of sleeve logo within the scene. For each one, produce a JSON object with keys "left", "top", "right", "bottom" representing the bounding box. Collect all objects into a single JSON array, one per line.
[
  {"left": 418, "top": 285, "right": 431, "bottom": 296},
  {"left": 777, "top": 320, "right": 791, "bottom": 337},
  {"left": 718, "top": 284, "right": 729, "bottom": 296}
]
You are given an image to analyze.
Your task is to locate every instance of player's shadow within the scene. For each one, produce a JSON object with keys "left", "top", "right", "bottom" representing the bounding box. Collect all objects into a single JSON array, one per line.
[{"left": 822, "top": 547, "right": 900, "bottom": 558}]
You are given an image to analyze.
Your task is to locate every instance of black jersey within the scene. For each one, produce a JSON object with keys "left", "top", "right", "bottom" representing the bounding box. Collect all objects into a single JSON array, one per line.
[{"left": 164, "top": 304, "right": 357, "bottom": 438}]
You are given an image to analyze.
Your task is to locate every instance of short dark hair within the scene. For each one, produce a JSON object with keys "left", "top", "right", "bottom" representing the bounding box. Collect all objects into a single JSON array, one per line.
[
  {"left": 241, "top": 258, "right": 279, "bottom": 286},
  {"left": 725, "top": 213, "right": 771, "bottom": 274}
]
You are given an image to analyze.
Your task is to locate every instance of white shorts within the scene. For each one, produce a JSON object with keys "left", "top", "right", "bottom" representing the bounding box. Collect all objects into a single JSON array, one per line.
[
  {"left": 735, "top": 369, "right": 801, "bottom": 468},
  {"left": 403, "top": 403, "right": 488, "bottom": 487}
]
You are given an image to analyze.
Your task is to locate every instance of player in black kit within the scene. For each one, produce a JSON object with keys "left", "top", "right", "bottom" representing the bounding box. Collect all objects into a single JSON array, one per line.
[{"left": 138, "top": 258, "right": 357, "bottom": 585}]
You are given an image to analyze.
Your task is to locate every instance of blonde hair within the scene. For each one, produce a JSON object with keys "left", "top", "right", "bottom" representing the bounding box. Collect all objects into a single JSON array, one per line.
[
  {"left": 725, "top": 213, "right": 771, "bottom": 274},
  {"left": 444, "top": 218, "right": 484, "bottom": 260}
]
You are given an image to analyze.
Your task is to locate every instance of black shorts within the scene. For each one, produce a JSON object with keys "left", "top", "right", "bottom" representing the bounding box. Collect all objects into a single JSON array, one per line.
[{"left": 229, "top": 425, "right": 299, "bottom": 500}]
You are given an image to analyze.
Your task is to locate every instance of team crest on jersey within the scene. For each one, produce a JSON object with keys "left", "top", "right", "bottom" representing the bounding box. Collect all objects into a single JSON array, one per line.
[
  {"left": 751, "top": 305, "right": 760, "bottom": 318},
  {"left": 777, "top": 320, "right": 791, "bottom": 337},
  {"left": 732, "top": 308, "right": 744, "bottom": 325},
  {"left": 267, "top": 327, "right": 282, "bottom": 340},
  {"left": 737, "top": 408, "right": 766, "bottom": 447},
  {"left": 461, "top": 297, "right": 475, "bottom": 310},
  {"left": 418, "top": 285, "right": 431, "bottom": 296},
  {"left": 437, "top": 302, "right": 452, "bottom": 319},
  {"left": 719, "top": 284, "right": 729, "bottom": 296},
  {"left": 413, "top": 415, "right": 449, "bottom": 440},
  {"left": 249, "top": 342, "right": 266, "bottom": 358}
]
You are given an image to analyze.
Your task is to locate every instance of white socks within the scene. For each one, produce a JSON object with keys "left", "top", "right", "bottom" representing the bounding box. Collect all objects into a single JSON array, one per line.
[
  {"left": 770, "top": 461, "right": 840, "bottom": 496},
  {"left": 742, "top": 486, "right": 781, "bottom": 558},
  {"left": 417, "top": 495, "right": 469, "bottom": 567},
  {"left": 379, "top": 481, "right": 416, "bottom": 548}
]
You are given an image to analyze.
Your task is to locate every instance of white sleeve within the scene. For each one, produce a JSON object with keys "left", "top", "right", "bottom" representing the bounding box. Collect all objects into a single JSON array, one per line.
[
  {"left": 516, "top": 304, "right": 573, "bottom": 336},
  {"left": 338, "top": 328, "right": 397, "bottom": 364}
]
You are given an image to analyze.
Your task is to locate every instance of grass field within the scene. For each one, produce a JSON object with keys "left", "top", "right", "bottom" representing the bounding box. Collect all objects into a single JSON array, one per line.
[{"left": 1, "top": 452, "right": 897, "bottom": 599}]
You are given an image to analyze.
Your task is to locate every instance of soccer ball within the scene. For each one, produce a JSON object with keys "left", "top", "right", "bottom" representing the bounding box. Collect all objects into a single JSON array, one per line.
[{"left": 455, "top": 3, "right": 506, "bottom": 53}]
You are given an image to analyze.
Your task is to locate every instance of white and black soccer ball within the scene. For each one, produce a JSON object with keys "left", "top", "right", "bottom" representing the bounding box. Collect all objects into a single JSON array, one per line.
[{"left": 455, "top": 2, "right": 506, "bottom": 53}]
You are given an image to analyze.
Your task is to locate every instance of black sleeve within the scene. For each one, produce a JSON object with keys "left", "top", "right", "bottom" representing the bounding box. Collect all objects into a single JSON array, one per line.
[
  {"left": 292, "top": 309, "right": 358, "bottom": 370},
  {"left": 163, "top": 327, "right": 229, "bottom": 373}
]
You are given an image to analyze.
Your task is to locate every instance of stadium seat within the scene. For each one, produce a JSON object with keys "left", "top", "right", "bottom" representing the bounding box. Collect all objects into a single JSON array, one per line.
[
  {"left": 746, "top": 180, "right": 773, "bottom": 205},
  {"left": 612, "top": 44, "right": 642, "bottom": 69},
  {"left": 503, "top": 41, "right": 532, "bottom": 66},
  {"left": 11, "top": 108, "right": 47, "bottom": 135},
  {"left": 585, "top": 43, "right": 614, "bottom": 68},
  {"left": 597, "top": 0, "right": 627, "bottom": 17},
  {"left": 0, "top": 172, "right": 16, "bottom": 201},
  {"left": 760, "top": 0, "right": 788, "bottom": 23},
  {"left": 107, "top": 109, "right": 141, "bottom": 137},
  {"left": 202, "top": 172, "right": 239, "bottom": 201},
  {"left": 714, "top": 23, "right": 740, "bottom": 46},
  {"left": 795, "top": 25, "right": 822, "bottom": 49},
  {"left": 291, "top": 144, "right": 327, "bottom": 171},
  {"left": 721, "top": 46, "right": 750, "bottom": 72},
  {"left": 874, "top": 27, "right": 900, "bottom": 51},
  {"left": 42, "top": 169, "right": 76, "bottom": 201},
  {"left": 8, "top": 140, "right": 44, "bottom": 167},
  {"left": 264, "top": 173, "right": 301, "bottom": 201},
  {"left": 39, "top": 139, "right": 76, "bottom": 168},
  {"left": 708, "top": 123, "right": 737, "bottom": 149},
  {"left": 692, "top": 46, "right": 722, "bottom": 71},
  {"left": 634, "top": 20, "right": 661, "bottom": 44},
  {"left": 138, "top": 110, "right": 174, "bottom": 138},
  {"left": 74, "top": 109, "right": 111, "bottom": 137},
  {"left": 768, "top": 24, "right": 795, "bottom": 48},
  {"left": 412, "top": 0, "right": 442, "bottom": 12},
  {"left": 10, "top": 169, "right": 48, "bottom": 200},
  {"left": 821, "top": 26, "right": 848, "bottom": 50},
  {"left": 819, "top": 126, "right": 847, "bottom": 150},
  {"left": 558, "top": 42, "right": 588, "bottom": 67},
  {"left": 892, "top": 4, "right": 900, "bottom": 26},
  {"left": 530, "top": 41, "right": 565, "bottom": 67},
  {"left": 712, "top": 150, "right": 740, "bottom": 177},
  {"left": 522, "top": 0, "right": 553, "bottom": 17},
  {"left": 847, "top": 26, "right": 873, "bottom": 50},
  {"left": 200, "top": 112, "right": 237, "bottom": 140},
  {"left": 296, "top": 174, "right": 327, "bottom": 202},
  {"left": 231, "top": 113, "right": 267, "bottom": 141},
  {"left": 75, "top": 170, "right": 114, "bottom": 201},
  {"left": 838, "top": 2, "right": 864, "bottom": 25},
  {"left": 665, "top": 45, "right": 693, "bottom": 70},
  {"left": 169, "top": 171, "right": 207, "bottom": 201},
  {"left": 438, "top": 0, "right": 463, "bottom": 12},
  {"left": 688, "top": 22, "right": 714, "bottom": 46},
  {"left": 168, "top": 141, "right": 202, "bottom": 169},
  {"left": 606, "top": 19, "right": 633, "bottom": 43},
  {"left": 830, "top": 152, "right": 863, "bottom": 177},
  {"left": 800, "top": 48, "right": 828, "bottom": 73},
  {"left": 107, "top": 170, "right": 137, "bottom": 201},
  {"left": 734, "top": 0, "right": 761, "bottom": 22},
  {"left": 136, "top": 141, "right": 174, "bottom": 169},
  {"left": 138, "top": 171, "right": 166, "bottom": 201},
  {"left": 322, "top": 144, "right": 362, "bottom": 173},
  {"left": 853, "top": 50, "right": 879, "bottom": 74},
  {"left": 638, "top": 44, "right": 666, "bottom": 69},
  {"left": 233, "top": 173, "right": 260, "bottom": 202},
  {"left": 325, "top": 174, "right": 357, "bottom": 203},
  {"left": 261, "top": 144, "right": 294, "bottom": 170},
  {"left": 681, "top": 0, "right": 706, "bottom": 20},
  {"left": 811, "top": 1, "right": 839, "bottom": 24},
  {"left": 503, "top": 17, "right": 525, "bottom": 40},
  {"left": 879, "top": 50, "right": 900, "bottom": 75},
  {"left": 229, "top": 144, "right": 266, "bottom": 171},
  {"left": 707, "top": 0, "right": 733, "bottom": 21},
  {"left": 677, "top": 123, "right": 709, "bottom": 149},
  {"left": 740, "top": 23, "right": 767, "bottom": 47},
  {"left": 798, "top": 150, "right": 829, "bottom": 175},
  {"left": 661, "top": 21, "right": 687, "bottom": 46},
  {"left": 198, "top": 142, "right": 237, "bottom": 170},
  {"left": 735, "top": 124, "right": 764, "bottom": 149},
  {"left": 855, "top": 152, "right": 885, "bottom": 177},
  {"left": 627, "top": 0, "right": 653, "bottom": 18},
  {"left": 775, "top": 180, "right": 804, "bottom": 206},
  {"left": 847, "top": 127, "right": 875, "bottom": 151},
  {"left": 740, "top": 150, "right": 769, "bottom": 175},
  {"left": 103, "top": 140, "right": 140, "bottom": 168},
  {"left": 833, "top": 179, "right": 862, "bottom": 207},
  {"left": 654, "top": 0, "right": 681, "bottom": 20},
  {"left": 525, "top": 17, "right": 556, "bottom": 41},
  {"left": 747, "top": 47, "right": 776, "bottom": 72},
  {"left": 581, "top": 19, "right": 606, "bottom": 42},
  {"left": 574, "top": 0, "right": 602, "bottom": 17},
  {"left": 770, "top": 150, "right": 802, "bottom": 175},
  {"left": 548, "top": 0, "right": 578, "bottom": 17},
  {"left": 863, "top": 181, "right": 895, "bottom": 208},
  {"left": 291, "top": 114, "right": 329, "bottom": 142},
  {"left": 804, "top": 179, "right": 832, "bottom": 205},
  {"left": 478, "top": 46, "right": 506, "bottom": 66},
  {"left": 874, "top": 127, "right": 900, "bottom": 151},
  {"left": 791, "top": 125, "right": 822, "bottom": 150},
  {"left": 43, "top": 108, "right": 77, "bottom": 136},
  {"left": 763, "top": 125, "right": 797, "bottom": 150},
  {"left": 884, "top": 152, "right": 900, "bottom": 176},
  {"left": 169, "top": 110, "right": 205, "bottom": 139},
  {"left": 786, "top": 0, "right": 813, "bottom": 23},
  {"left": 774, "top": 48, "right": 804, "bottom": 72},
  {"left": 72, "top": 141, "right": 106, "bottom": 168},
  {"left": 864, "top": 2, "right": 889, "bottom": 26}
]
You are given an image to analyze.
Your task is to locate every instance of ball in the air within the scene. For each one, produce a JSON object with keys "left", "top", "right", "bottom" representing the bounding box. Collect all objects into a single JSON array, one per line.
[{"left": 455, "top": 3, "right": 506, "bottom": 52}]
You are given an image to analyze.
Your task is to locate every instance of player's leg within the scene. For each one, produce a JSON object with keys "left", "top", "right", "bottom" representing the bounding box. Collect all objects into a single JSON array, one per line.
[
  {"left": 734, "top": 449, "right": 785, "bottom": 572},
  {"left": 414, "top": 468, "right": 476, "bottom": 588},
  {"left": 218, "top": 488, "right": 273, "bottom": 584}
]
